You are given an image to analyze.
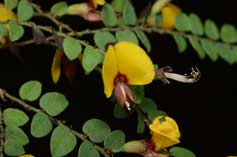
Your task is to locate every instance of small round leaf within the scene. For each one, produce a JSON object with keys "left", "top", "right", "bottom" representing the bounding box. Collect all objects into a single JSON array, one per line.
[
  {"left": 122, "top": 2, "right": 137, "bottom": 25},
  {"left": 134, "top": 29, "right": 151, "bottom": 52},
  {"left": 78, "top": 141, "right": 100, "bottom": 157},
  {"left": 17, "top": 0, "right": 34, "bottom": 21},
  {"left": 50, "top": 124, "right": 77, "bottom": 157},
  {"left": 63, "top": 36, "right": 82, "bottom": 60},
  {"left": 82, "top": 118, "right": 111, "bottom": 143},
  {"left": 170, "top": 147, "right": 196, "bottom": 157},
  {"left": 50, "top": 1, "right": 68, "bottom": 16},
  {"left": 102, "top": 4, "right": 117, "bottom": 26},
  {"left": 175, "top": 13, "right": 191, "bottom": 32},
  {"left": 94, "top": 31, "right": 117, "bottom": 51},
  {"left": 31, "top": 112, "right": 53, "bottom": 138},
  {"left": 200, "top": 39, "right": 218, "bottom": 62},
  {"left": 3, "top": 108, "right": 29, "bottom": 126},
  {"left": 19, "top": 80, "right": 42, "bottom": 101},
  {"left": 172, "top": 34, "right": 187, "bottom": 53},
  {"left": 204, "top": 19, "right": 219, "bottom": 40},
  {"left": 220, "top": 24, "right": 237, "bottom": 43},
  {"left": 4, "top": 139, "right": 25, "bottom": 156},
  {"left": 115, "top": 29, "right": 138, "bottom": 44},
  {"left": 189, "top": 13, "right": 204, "bottom": 35},
  {"left": 139, "top": 97, "right": 157, "bottom": 114},
  {"left": 39, "top": 92, "right": 69, "bottom": 116},
  {"left": 104, "top": 130, "right": 125, "bottom": 151},
  {"left": 9, "top": 20, "right": 24, "bottom": 41},
  {"left": 5, "top": 126, "right": 29, "bottom": 146},
  {"left": 188, "top": 37, "right": 205, "bottom": 59},
  {"left": 4, "top": 0, "right": 18, "bottom": 10}
]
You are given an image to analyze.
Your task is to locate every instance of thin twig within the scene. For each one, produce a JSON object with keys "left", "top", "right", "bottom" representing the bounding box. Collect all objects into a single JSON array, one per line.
[{"left": 0, "top": 88, "right": 111, "bottom": 157}]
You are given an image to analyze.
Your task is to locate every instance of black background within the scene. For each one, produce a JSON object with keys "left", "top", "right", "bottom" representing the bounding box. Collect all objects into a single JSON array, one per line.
[{"left": 0, "top": 0, "right": 237, "bottom": 157}]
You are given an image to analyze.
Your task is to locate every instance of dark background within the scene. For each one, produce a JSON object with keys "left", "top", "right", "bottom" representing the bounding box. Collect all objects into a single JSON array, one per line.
[{"left": 1, "top": 0, "right": 237, "bottom": 157}]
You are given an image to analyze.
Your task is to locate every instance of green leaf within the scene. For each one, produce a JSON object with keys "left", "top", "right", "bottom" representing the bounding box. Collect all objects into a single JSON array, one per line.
[
  {"left": 82, "top": 118, "right": 111, "bottom": 143},
  {"left": 220, "top": 24, "right": 237, "bottom": 43},
  {"left": 0, "top": 24, "right": 8, "bottom": 36},
  {"left": 19, "top": 80, "right": 42, "bottom": 101},
  {"left": 188, "top": 37, "right": 205, "bottom": 59},
  {"left": 31, "top": 112, "right": 53, "bottom": 138},
  {"left": 200, "top": 39, "right": 218, "bottom": 62},
  {"left": 175, "top": 13, "right": 191, "bottom": 32},
  {"left": 148, "top": 110, "right": 167, "bottom": 122},
  {"left": 9, "top": 20, "right": 24, "bottom": 41},
  {"left": 63, "top": 36, "right": 82, "bottom": 60},
  {"left": 111, "top": 0, "right": 130, "bottom": 12},
  {"left": 113, "top": 103, "right": 129, "bottom": 119},
  {"left": 130, "top": 85, "right": 144, "bottom": 104},
  {"left": 137, "top": 110, "right": 145, "bottom": 134},
  {"left": 172, "top": 34, "right": 187, "bottom": 53},
  {"left": 5, "top": 126, "right": 29, "bottom": 146},
  {"left": 189, "top": 13, "right": 204, "bottom": 35},
  {"left": 50, "top": 124, "right": 77, "bottom": 157},
  {"left": 214, "top": 43, "right": 234, "bottom": 64},
  {"left": 134, "top": 29, "right": 151, "bottom": 52},
  {"left": 104, "top": 130, "right": 125, "bottom": 151},
  {"left": 4, "top": 0, "right": 18, "bottom": 10},
  {"left": 204, "top": 19, "right": 219, "bottom": 40},
  {"left": 50, "top": 1, "right": 68, "bottom": 16},
  {"left": 4, "top": 139, "right": 25, "bottom": 156},
  {"left": 17, "top": 0, "right": 34, "bottom": 21},
  {"left": 122, "top": 1, "right": 137, "bottom": 25},
  {"left": 170, "top": 147, "right": 196, "bottom": 157},
  {"left": 82, "top": 45, "right": 103, "bottom": 74},
  {"left": 3, "top": 108, "right": 29, "bottom": 126},
  {"left": 115, "top": 29, "right": 138, "bottom": 44},
  {"left": 39, "top": 92, "right": 69, "bottom": 116},
  {"left": 102, "top": 4, "right": 117, "bottom": 27},
  {"left": 139, "top": 97, "right": 157, "bottom": 114},
  {"left": 94, "top": 31, "right": 117, "bottom": 51},
  {"left": 78, "top": 141, "right": 100, "bottom": 157}
]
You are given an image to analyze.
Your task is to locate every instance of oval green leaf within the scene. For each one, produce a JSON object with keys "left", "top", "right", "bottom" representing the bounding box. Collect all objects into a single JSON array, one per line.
[
  {"left": 113, "top": 103, "right": 129, "bottom": 119},
  {"left": 31, "top": 112, "right": 53, "bottom": 138},
  {"left": 39, "top": 92, "right": 69, "bottom": 116},
  {"left": 17, "top": 0, "right": 34, "bottom": 21},
  {"left": 175, "top": 13, "right": 191, "bottom": 32},
  {"left": 204, "top": 19, "right": 219, "bottom": 40},
  {"left": 130, "top": 85, "right": 144, "bottom": 104},
  {"left": 50, "top": 1, "right": 68, "bottom": 16},
  {"left": 115, "top": 29, "right": 138, "bottom": 44},
  {"left": 111, "top": 0, "right": 130, "bottom": 12},
  {"left": 0, "top": 24, "right": 8, "bottom": 36},
  {"left": 5, "top": 125, "right": 29, "bottom": 146},
  {"left": 139, "top": 97, "right": 157, "bottom": 114},
  {"left": 9, "top": 20, "right": 24, "bottom": 41},
  {"left": 50, "top": 124, "right": 77, "bottom": 157},
  {"left": 102, "top": 4, "right": 117, "bottom": 26},
  {"left": 137, "top": 110, "right": 145, "bottom": 134},
  {"left": 63, "top": 36, "right": 82, "bottom": 60},
  {"left": 104, "top": 130, "right": 125, "bottom": 151},
  {"left": 220, "top": 24, "right": 237, "bottom": 43},
  {"left": 148, "top": 109, "right": 167, "bottom": 122},
  {"left": 82, "top": 118, "right": 111, "bottom": 143},
  {"left": 214, "top": 43, "right": 234, "bottom": 64},
  {"left": 19, "top": 80, "right": 42, "bottom": 101},
  {"left": 122, "top": 1, "right": 137, "bottom": 25},
  {"left": 172, "top": 34, "right": 187, "bottom": 53},
  {"left": 94, "top": 31, "right": 117, "bottom": 51},
  {"left": 170, "top": 147, "right": 196, "bottom": 157},
  {"left": 4, "top": 139, "right": 25, "bottom": 156},
  {"left": 134, "top": 29, "right": 151, "bottom": 52},
  {"left": 3, "top": 108, "right": 29, "bottom": 126},
  {"left": 189, "top": 13, "right": 204, "bottom": 35},
  {"left": 78, "top": 141, "right": 100, "bottom": 157},
  {"left": 4, "top": 0, "right": 18, "bottom": 10},
  {"left": 188, "top": 37, "right": 205, "bottom": 59},
  {"left": 82, "top": 45, "right": 103, "bottom": 74},
  {"left": 200, "top": 39, "right": 218, "bottom": 62}
]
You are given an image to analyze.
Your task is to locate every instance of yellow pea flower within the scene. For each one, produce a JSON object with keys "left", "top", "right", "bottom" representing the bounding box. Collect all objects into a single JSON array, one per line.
[
  {"left": 149, "top": 116, "right": 180, "bottom": 151},
  {"left": 51, "top": 49, "right": 63, "bottom": 84},
  {"left": 161, "top": 3, "right": 181, "bottom": 29},
  {"left": 91, "top": 0, "right": 105, "bottom": 9},
  {"left": 102, "top": 41, "right": 155, "bottom": 97},
  {"left": 18, "top": 155, "right": 34, "bottom": 157},
  {"left": 0, "top": 3, "right": 17, "bottom": 28}
]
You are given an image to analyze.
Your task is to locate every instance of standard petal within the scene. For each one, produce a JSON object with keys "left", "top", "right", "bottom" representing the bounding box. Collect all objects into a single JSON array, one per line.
[
  {"left": 161, "top": 3, "right": 181, "bottom": 29},
  {"left": 102, "top": 45, "right": 119, "bottom": 97},
  {"left": 96, "top": 0, "right": 105, "bottom": 5},
  {"left": 149, "top": 116, "right": 180, "bottom": 151},
  {"left": 114, "top": 41, "right": 155, "bottom": 85},
  {"left": 0, "top": 4, "right": 17, "bottom": 28},
  {"left": 51, "top": 49, "right": 63, "bottom": 84}
]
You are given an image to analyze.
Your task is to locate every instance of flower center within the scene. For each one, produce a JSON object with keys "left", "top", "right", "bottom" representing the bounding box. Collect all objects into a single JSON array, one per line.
[{"left": 113, "top": 72, "right": 128, "bottom": 86}]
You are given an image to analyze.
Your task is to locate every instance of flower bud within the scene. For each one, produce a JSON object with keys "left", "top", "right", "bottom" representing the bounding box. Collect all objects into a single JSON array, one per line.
[{"left": 120, "top": 140, "right": 149, "bottom": 154}]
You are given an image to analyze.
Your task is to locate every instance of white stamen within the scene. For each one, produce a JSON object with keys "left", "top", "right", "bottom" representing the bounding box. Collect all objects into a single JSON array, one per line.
[{"left": 125, "top": 101, "right": 131, "bottom": 111}]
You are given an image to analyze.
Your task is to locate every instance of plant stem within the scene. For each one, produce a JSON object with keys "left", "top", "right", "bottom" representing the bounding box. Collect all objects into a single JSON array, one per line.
[{"left": 0, "top": 88, "right": 111, "bottom": 157}]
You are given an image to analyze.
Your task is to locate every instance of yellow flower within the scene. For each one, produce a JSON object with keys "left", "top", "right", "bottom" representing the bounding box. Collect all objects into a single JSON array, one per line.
[
  {"left": 161, "top": 3, "right": 181, "bottom": 29},
  {"left": 18, "top": 155, "right": 34, "bottom": 157},
  {"left": 0, "top": 3, "right": 17, "bottom": 28},
  {"left": 149, "top": 116, "right": 180, "bottom": 151},
  {"left": 51, "top": 49, "right": 63, "bottom": 83},
  {"left": 102, "top": 41, "right": 155, "bottom": 98},
  {"left": 92, "top": 0, "right": 105, "bottom": 8}
]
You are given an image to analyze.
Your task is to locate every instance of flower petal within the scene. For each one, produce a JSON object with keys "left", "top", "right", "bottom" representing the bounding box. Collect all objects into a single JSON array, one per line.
[
  {"left": 51, "top": 49, "right": 63, "bottom": 84},
  {"left": 161, "top": 3, "right": 181, "bottom": 29},
  {"left": 0, "top": 3, "right": 17, "bottom": 28},
  {"left": 114, "top": 41, "right": 155, "bottom": 85},
  {"left": 95, "top": 0, "right": 105, "bottom": 5},
  {"left": 102, "top": 45, "right": 119, "bottom": 97},
  {"left": 149, "top": 116, "right": 180, "bottom": 151}
]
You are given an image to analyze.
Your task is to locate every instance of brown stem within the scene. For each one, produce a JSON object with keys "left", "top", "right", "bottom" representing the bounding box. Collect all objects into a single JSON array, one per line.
[{"left": 0, "top": 88, "right": 111, "bottom": 157}]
